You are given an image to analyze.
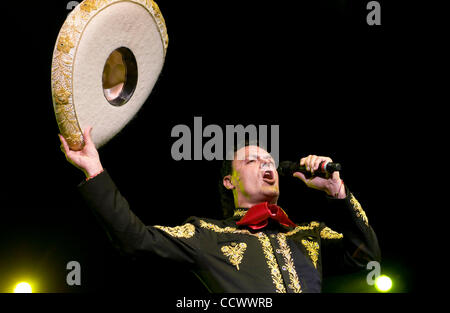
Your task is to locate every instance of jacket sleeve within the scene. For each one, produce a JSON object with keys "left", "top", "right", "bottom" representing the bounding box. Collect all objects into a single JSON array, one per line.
[
  {"left": 78, "top": 170, "right": 200, "bottom": 266},
  {"left": 319, "top": 185, "right": 381, "bottom": 276}
]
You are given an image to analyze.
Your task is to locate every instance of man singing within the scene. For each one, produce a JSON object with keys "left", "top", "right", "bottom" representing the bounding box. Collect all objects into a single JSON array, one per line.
[{"left": 59, "top": 127, "right": 380, "bottom": 293}]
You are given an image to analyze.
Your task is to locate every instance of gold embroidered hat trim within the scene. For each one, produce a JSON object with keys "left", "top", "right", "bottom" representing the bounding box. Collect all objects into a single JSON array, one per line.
[{"left": 52, "top": 0, "right": 168, "bottom": 150}]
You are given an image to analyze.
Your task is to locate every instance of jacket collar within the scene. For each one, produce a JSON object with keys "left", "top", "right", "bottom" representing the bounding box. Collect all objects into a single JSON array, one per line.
[{"left": 233, "top": 208, "right": 249, "bottom": 218}]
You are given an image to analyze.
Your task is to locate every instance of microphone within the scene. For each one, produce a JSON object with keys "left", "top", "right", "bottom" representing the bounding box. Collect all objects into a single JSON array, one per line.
[{"left": 277, "top": 160, "right": 341, "bottom": 178}]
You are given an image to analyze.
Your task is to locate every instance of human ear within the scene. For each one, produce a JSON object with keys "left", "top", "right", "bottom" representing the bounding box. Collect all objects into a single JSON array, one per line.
[{"left": 223, "top": 175, "right": 235, "bottom": 190}]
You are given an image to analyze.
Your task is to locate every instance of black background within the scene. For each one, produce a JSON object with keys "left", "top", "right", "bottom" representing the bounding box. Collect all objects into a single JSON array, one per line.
[{"left": 0, "top": 0, "right": 429, "bottom": 298}]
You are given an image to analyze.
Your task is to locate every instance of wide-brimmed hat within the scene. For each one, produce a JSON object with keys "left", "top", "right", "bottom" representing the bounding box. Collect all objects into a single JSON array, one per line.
[{"left": 52, "top": 0, "right": 168, "bottom": 150}]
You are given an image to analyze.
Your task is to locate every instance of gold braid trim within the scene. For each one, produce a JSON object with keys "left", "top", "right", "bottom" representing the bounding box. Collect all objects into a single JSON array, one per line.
[
  {"left": 320, "top": 227, "right": 343, "bottom": 240},
  {"left": 277, "top": 234, "right": 302, "bottom": 293},
  {"left": 301, "top": 239, "right": 320, "bottom": 269},
  {"left": 350, "top": 193, "right": 369, "bottom": 226},
  {"left": 154, "top": 223, "right": 195, "bottom": 238},
  {"left": 221, "top": 242, "right": 247, "bottom": 270},
  {"left": 199, "top": 220, "right": 254, "bottom": 235},
  {"left": 233, "top": 209, "right": 248, "bottom": 217},
  {"left": 257, "top": 233, "right": 286, "bottom": 293},
  {"left": 199, "top": 220, "right": 286, "bottom": 293},
  {"left": 284, "top": 221, "right": 320, "bottom": 237}
]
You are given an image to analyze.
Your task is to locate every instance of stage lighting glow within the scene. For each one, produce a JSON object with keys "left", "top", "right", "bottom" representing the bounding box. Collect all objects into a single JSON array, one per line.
[
  {"left": 375, "top": 275, "right": 392, "bottom": 292},
  {"left": 13, "top": 282, "right": 32, "bottom": 293}
]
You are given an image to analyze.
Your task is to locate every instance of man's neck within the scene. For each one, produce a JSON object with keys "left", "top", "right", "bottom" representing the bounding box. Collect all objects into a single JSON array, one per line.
[{"left": 236, "top": 199, "right": 278, "bottom": 209}]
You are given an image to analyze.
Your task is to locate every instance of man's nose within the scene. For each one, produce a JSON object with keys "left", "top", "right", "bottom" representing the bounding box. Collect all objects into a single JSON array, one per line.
[{"left": 260, "top": 158, "right": 272, "bottom": 169}]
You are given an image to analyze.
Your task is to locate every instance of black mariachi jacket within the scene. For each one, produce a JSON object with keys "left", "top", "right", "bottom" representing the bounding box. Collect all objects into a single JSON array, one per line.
[{"left": 79, "top": 170, "right": 381, "bottom": 293}]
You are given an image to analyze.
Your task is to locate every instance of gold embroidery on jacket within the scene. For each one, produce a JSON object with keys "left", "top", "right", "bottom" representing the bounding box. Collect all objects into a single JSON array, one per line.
[
  {"left": 199, "top": 220, "right": 254, "bottom": 235},
  {"left": 221, "top": 242, "right": 247, "bottom": 270},
  {"left": 233, "top": 209, "right": 248, "bottom": 217},
  {"left": 320, "top": 227, "right": 343, "bottom": 240},
  {"left": 257, "top": 233, "right": 286, "bottom": 293},
  {"left": 284, "top": 221, "right": 320, "bottom": 237},
  {"left": 154, "top": 223, "right": 195, "bottom": 238},
  {"left": 301, "top": 239, "right": 320, "bottom": 269},
  {"left": 350, "top": 193, "right": 369, "bottom": 226},
  {"left": 199, "top": 220, "right": 286, "bottom": 293},
  {"left": 277, "top": 234, "right": 302, "bottom": 293}
]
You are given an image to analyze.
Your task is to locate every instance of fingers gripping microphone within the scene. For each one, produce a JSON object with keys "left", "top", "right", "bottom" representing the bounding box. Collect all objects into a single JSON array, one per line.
[{"left": 277, "top": 161, "right": 341, "bottom": 178}]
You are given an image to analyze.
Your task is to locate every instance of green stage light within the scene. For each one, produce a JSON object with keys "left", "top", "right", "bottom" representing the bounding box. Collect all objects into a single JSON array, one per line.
[
  {"left": 13, "top": 282, "right": 32, "bottom": 293},
  {"left": 375, "top": 275, "right": 392, "bottom": 292}
]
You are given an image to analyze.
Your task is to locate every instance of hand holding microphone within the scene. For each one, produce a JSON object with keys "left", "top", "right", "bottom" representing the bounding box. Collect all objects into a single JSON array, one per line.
[
  {"left": 278, "top": 155, "right": 346, "bottom": 199},
  {"left": 277, "top": 159, "right": 341, "bottom": 178}
]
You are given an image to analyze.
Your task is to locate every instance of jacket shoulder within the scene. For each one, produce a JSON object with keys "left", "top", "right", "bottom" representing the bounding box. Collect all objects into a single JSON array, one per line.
[{"left": 285, "top": 221, "right": 322, "bottom": 236}]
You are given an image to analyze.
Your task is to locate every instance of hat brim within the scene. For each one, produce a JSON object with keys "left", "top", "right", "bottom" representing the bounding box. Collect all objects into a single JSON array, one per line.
[{"left": 51, "top": 0, "right": 168, "bottom": 150}]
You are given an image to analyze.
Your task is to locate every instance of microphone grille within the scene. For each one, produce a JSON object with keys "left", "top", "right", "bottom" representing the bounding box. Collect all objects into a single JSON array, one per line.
[{"left": 277, "top": 161, "right": 297, "bottom": 177}]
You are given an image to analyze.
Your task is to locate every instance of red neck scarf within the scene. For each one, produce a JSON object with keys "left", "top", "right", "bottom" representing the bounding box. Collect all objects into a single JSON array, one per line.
[{"left": 236, "top": 202, "right": 297, "bottom": 230}]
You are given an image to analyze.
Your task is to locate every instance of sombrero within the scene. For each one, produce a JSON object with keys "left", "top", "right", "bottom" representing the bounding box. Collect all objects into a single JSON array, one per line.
[{"left": 51, "top": 0, "right": 168, "bottom": 150}]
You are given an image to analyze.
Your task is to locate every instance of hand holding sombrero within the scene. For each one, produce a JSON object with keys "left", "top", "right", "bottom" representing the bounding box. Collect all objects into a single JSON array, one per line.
[{"left": 52, "top": 0, "right": 168, "bottom": 150}]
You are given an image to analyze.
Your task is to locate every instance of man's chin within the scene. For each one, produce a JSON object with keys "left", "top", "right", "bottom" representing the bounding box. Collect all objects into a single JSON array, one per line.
[{"left": 261, "top": 187, "right": 280, "bottom": 200}]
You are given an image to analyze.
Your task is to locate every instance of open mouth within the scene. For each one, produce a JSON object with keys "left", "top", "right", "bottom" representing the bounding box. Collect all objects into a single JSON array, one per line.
[{"left": 262, "top": 170, "right": 275, "bottom": 184}]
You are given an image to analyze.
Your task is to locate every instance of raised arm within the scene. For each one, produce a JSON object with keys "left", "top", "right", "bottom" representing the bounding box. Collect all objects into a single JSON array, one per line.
[
  {"left": 59, "top": 127, "right": 104, "bottom": 179},
  {"left": 59, "top": 127, "right": 200, "bottom": 264}
]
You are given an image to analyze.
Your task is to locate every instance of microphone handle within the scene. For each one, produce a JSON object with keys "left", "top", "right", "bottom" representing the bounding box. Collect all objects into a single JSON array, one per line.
[
  {"left": 298, "top": 161, "right": 341, "bottom": 178},
  {"left": 278, "top": 161, "right": 341, "bottom": 178}
]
